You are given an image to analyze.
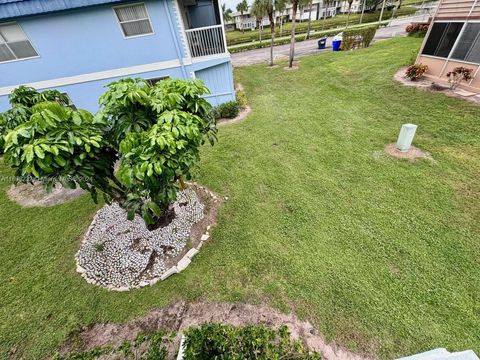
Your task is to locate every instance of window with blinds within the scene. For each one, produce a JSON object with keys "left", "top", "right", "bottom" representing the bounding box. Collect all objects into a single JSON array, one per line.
[
  {"left": 114, "top": 3, "right": 154, "bottom": 38},
  {"left": 0, "top": 23, "right": 38, "bottom": 63}
]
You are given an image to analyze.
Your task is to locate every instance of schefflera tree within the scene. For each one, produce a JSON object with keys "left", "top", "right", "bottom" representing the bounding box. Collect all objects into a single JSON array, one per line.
[{"left": 3, "top": 78, "right": 217, "bottom": 229}]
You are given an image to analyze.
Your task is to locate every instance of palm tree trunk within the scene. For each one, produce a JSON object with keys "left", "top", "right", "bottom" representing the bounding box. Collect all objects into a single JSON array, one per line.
[
  {"left": 322, "top": 0, "right": 328, "bottom": 31},
  {"left": 359, "top": 0, "right": 366, "bottom": 24},
  {"left": 345, "top": 5, "right": 352, "bottom": 29},
  {"left": 280, "top": 13, "right": 283, "bottom": 37},
  {"left": 288, "top": 0, "right": 298, "bottom": 68},
  {"left": 269, "top": 11, "right": 275, "bottom": 66},
  {"left": 306, "top": 0, "right": 313, "bottom": 39}
]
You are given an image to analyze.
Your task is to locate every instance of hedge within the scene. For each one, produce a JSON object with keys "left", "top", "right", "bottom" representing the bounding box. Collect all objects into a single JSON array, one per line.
[
  {"left": 341, "top": 25, "right": 377, "bottom": 50},
  {"left": 228, "top": 24, "right": 381, "bottom": 54}
]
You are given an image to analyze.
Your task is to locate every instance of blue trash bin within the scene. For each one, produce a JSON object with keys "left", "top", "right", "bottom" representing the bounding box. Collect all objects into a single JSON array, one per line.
[
  {"left": 318, "top": 37, "right": 327, "bottom": 49},
  {"left": 332, "top": 39, "right": 341, "bottom": 51}
]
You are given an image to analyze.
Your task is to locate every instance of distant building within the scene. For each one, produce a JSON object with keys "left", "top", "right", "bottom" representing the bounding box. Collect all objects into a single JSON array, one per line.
[
  {"left": 232, "top": 0, "right": 338, "bottom": 31},
  {"left": 416, "top": 0, "right": 480, "bottom": 92}
]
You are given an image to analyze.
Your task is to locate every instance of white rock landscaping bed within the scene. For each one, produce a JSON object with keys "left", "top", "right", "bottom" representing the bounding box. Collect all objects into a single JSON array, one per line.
[{"left": 75, "top": 188, "right": 213, "bottom": 291}]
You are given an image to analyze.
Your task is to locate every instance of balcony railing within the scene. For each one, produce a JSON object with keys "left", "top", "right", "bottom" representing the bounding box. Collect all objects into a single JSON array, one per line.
[{"left": 185, "top": 24, "right": 226, "bottom": 58}]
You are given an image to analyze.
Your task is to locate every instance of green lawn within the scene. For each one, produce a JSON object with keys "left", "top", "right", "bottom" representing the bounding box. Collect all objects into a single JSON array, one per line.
[{"left": 1, "top": 37, "right": 480, "bottom": 359}]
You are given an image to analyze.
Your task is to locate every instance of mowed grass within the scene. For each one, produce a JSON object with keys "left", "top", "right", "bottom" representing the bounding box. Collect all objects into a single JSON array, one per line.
[{"left": 1, "top": 37, "right": 480, "bottom": 359}]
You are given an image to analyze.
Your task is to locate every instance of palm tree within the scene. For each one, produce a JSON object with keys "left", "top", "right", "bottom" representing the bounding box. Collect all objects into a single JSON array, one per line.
[
  {"left": 288, "top": 0, "right": 299, "bottom": 68},
  {"left": 359, "top": 0, "right": 366, "bottom": 24},
  {"left": 236, "top": 0, "right": 249, "bottom": 33},
  {"left": 251, "top": 0, "right": 277, "bottom": 66},
  {"left": 288, "top": 0, "right": 310, "bottom": 67},
  {"left": 276, "top": 0, "right": 287, "bottom": 37},
  {"left": 345, "top": 0, "right": 353, "bottom": 29},
  {"left": 250, "top": 0, "right": 265, "bottom": 43},
  {"left": 222, "top": 3, "right": 233, "bottom": 27},
  {"left": 322, "top": 0, "right": 331, "bottom": 31},
  {"left": 306, "top": 0, "right": 314, "bottom": 39}
]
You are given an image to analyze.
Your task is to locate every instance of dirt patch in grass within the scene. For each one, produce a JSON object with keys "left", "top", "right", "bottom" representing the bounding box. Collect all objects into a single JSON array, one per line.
[
  {"left": 7, "top": 182, "right": 85, "bottom": 207},
  {"left": 59, "top": 301, "right": 370, "bottom": 360},
  {"left": 384, "top": 143, "right": 434, "bottom": 161},
  {"left": 394, "top": 67, "right": 480, "bottom": 105}
]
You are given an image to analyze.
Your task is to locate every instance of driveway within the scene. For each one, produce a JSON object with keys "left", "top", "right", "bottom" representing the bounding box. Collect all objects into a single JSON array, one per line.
[{"left": 231, "top": 14, "right": 429, "bottom": 67}]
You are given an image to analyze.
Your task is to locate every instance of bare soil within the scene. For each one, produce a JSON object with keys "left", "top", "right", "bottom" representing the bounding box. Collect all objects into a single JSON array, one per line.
[
  {"left": 59, "top": 302, "right": 370, "bottom": 360},
  {"left": 7, "top": 182, "right": 86, "bottom": 207},
  {"left": 384, "top": 143, "right": 434, "bottom": 161},
  {"left": 394, "top": 67, "right": 480, "bottom": 105}
]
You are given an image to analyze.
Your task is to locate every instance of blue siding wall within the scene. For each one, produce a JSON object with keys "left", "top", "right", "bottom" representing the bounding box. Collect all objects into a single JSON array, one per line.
[
  {"left": 195, "top": 61, "right": 234, "bottom": 106},
  {"left": 0, "top": 0, "right": 235, "bottom": 111},
  {"left": 0, "top": 1, "right": 183, "bottom": 86}
]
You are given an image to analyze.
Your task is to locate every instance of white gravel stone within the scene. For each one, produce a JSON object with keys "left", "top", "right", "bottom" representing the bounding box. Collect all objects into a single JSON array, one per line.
[
  {"left": 201, "top": 234, "right": 210, "bottom": 241},
  {"left": 76, "top": 189, "right": 204, "bottom": 289}
]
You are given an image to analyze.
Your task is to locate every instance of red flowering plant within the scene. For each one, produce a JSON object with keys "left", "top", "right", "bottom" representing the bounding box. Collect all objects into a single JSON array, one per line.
[
  {"left": 405, "top": 63, "right": 428, "bottom": 81},
  {"left": 446, "top": 67, "right": 474, "bottom": 90}
]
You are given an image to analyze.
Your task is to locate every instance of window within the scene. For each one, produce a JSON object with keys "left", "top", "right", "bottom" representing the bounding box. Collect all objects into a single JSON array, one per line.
[
  {"left": 114, "top": 3, "right": 153, "bottom": 38},
  {"left": 146, "top": 76, "right": 169, "bottom": 86},
  {"left": 0, "top": 23, "right": 38, "bottom": 63},
  {"left": 451, "top": 23, "right": 480, "bottom": 64},
  {"left": 422, "top": 22, "right": 463, "bottom": 58}
]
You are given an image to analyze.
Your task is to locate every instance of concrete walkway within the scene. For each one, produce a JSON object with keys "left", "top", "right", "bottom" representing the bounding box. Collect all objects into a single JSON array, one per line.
[{"left": 231, "top": 14, "right": 428, "bottom": 67}]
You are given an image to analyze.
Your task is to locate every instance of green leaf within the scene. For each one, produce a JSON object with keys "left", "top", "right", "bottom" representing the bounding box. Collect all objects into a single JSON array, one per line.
[
  {"left": 34, "top": 146, "right": 45, "bottom": 159},
  {"left": 147, "top": 201, "right": 162, "bottom": 217}
]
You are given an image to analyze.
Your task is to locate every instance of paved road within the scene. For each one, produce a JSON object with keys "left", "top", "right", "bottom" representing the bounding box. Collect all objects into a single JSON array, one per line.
[{"left": 231, "top": 14, "right": 429, "bottom": 67}]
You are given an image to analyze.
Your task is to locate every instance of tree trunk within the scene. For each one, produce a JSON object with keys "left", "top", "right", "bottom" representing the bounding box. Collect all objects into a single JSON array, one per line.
[
  {"left": 288, "top": 1, "right": 298, "bottom": 68},
  {"left": 241, "top": 12, "right": 245, "bottom": 33},
  {"left": 398, "top": 0, "right": 402, "bottom": 9},
  {"left": 258, "top": 20, "right": 262, "bottom": 42},
  {"left": 359, "top": 0, "right": 366, "bottom": 24},
  {"left": 306, "top": 0, "right": 313, "bottom": 39},
  {"left": 345, "top": 4, "right": 352, "bottom": 29},
  {"left": 269, "top": 11, "right": 275, "bottom": 66},
  {"left": 146, "top": 205, "right": 176, "bottom": 231},
  {"left": 280, "top": 13, "right": 284, "bottom": 36},
  {"left": 322, "top": 1, "right": 328, "bottom": 31}
]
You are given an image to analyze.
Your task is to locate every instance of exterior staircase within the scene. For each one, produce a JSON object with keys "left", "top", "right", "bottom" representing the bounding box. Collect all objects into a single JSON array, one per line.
[{"left": 398, "top": 349, "right": 480, "bottom": 360}]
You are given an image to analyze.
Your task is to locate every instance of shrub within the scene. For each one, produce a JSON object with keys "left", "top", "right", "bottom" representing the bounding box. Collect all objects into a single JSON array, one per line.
[
  {"left": 3, "top": 79, "right": 217, "bottom": 228},
  {"left": 213, "top": 101, "right": 239, "bottom": 119},
  {"left": 405, "top": 63, "right": 428, "bottom": 81},
  {"left": 446, "top": 67, "right": 474, "bottom": 90},
  {"left": 405, "top": 22, "right": 429, "bottom": 37},
  {"left": 0, "top": 86, "right": 70, "bottom": 152},
  {"left": 182, "top": 323, "right": 321, "bottom": 359},
  {"left": 236, "top": 89, "right": 248, "bottom": 109},
  {"left": 341, "top": 25, "right": 377, "bottom": 51}
]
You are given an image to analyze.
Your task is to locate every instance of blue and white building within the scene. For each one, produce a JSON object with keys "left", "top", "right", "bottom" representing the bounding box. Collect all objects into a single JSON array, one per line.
[{"left": 0, "top": 0, "right": 235, "bottom": 111}]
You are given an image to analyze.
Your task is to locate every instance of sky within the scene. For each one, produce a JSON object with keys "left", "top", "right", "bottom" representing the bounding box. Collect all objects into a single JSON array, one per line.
[{"left": 221, "top": 0, "right": 243, "bottom": 12}]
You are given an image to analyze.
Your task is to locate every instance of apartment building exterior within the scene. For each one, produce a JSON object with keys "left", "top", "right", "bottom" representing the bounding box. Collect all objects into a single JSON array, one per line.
[{"left": 416, "top": 0, "right": 480, "bottom": 91}]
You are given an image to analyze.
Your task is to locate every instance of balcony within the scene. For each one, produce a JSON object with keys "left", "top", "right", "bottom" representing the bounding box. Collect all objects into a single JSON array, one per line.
[
  {"left": 184, "top": 24, "right": 226, "bottom": 57},
  {"left": 177, "top": 0, "right": 227, "bottom": 58}
]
